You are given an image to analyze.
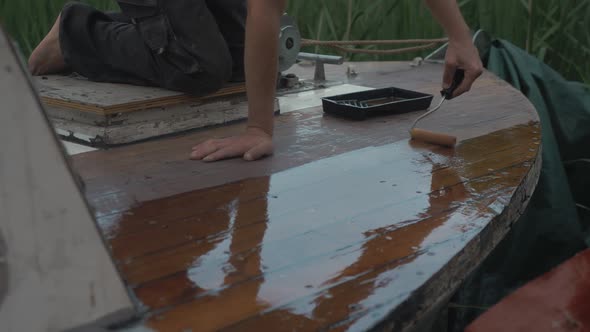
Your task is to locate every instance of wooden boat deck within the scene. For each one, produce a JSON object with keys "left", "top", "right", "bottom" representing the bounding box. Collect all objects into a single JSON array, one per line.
[{"left": 71, "top": 62, "right": 542, "bottom": 331}]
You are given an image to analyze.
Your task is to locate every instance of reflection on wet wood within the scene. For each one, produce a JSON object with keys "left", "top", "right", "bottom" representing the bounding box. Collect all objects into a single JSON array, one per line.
[
  {"left": 72, "top": 62, "right": 542, "bottom": 331},
  {"left": 135, "top": 125, "right": 540, "bottom": 332}
]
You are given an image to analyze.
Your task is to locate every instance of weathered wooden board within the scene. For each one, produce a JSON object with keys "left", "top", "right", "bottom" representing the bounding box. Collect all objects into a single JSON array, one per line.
[
  {"left": 47, "top": 83, "right": 371, "bottom": 147},
  {"left": 35, "top": 60, "right": 354, "bottom": 146},
  {"left": 71, "top": 61, "right": 542, "bottom": 332},
  {"left": 49, "top": 97, "right": 280, "bottom": 146},
  {"left": 35, "top": 74, "right": 247, "bottom": 115},
  {"left": 0, "top": 28, "right": 135, "bottom": 331},
  {"left": 35, "top": 73, "right": 254, "bottom": 146}
]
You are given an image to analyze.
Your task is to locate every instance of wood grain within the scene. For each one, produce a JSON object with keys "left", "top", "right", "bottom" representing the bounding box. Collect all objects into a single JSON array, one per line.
[
  {"left": 71, "top": 61, "right": 542, "bottom": 331},
  {"left": 49, "top": 98, "right": 280, "bottom": 146},
  {"left": 36, "top": 75, "right": 257, "bottom": 146},
  {"left": 36, "top": 74, "right": 247, "bottom": 115}
]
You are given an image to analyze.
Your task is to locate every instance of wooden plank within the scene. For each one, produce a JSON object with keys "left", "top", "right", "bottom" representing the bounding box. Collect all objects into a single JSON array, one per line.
[
  {"left": 72, "top": 70, "right": 535, "bottom": 210},
  {"left": 50, "top": 98, "right": 280, "bottom": 146},
  {"left": 116, "top": 125, "right": 534, "bottom": 281},
  {"left": 71, "top": 61, "right": 542, "bottom": 331},
  {"left": 146, "top": 165, "right": 537, "bottom": 332},
  {"left": 277, "top": 84, "right": 374, "bottom": 114},
  {"left": 0, "top": 28, "right": 135, "bottom": 331},
  {"left": 38, "top": 75, "right": 281, "bottom": 146},
  {"left": 102, "top": 126, "right": 535, "bottom": 263},
  {"left": 36, "top": 74, "right": 247, "bottom": 115},
  {"left": 137, "top": 126, "right": 540, "bottom": 332}
]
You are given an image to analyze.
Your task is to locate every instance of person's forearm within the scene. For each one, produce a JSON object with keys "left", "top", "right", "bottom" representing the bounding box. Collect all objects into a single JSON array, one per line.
[
  {"left": 423, "top": 0, "right": 471, "bottom": 41},
  {"left": 244, "top": 0, "right": 285, "bottom": 136}
]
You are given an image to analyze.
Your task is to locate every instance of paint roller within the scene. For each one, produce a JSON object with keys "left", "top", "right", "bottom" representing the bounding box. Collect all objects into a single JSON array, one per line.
[{"left": 409, "top": 69, "right": 465, "bottom": 148}]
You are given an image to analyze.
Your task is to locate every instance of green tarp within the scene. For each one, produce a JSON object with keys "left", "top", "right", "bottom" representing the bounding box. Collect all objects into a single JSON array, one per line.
[{"left": 448, "top": 39, "right": 590, "bottom": 330}]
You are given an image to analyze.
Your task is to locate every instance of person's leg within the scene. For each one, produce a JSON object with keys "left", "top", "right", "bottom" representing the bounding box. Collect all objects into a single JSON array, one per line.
[
  {"left": 59, "top": 2, "right": 161, "bottom": 86},
  {"left": 28, "top": 14, "right": 67, "bottom": 75},
  {"left": 29, "top": 1, "right": 236, "bottom": 95},
  {"left": 28, "top": 2, "right": 160, "bottom": 87},
  {"left": 150, "top": 0, "right": 234, "bottom": 94},
  {"left": 204, "top": 0, "right": 247, "bottom": 82},
  {"left": 27, "top": 6, "right": 131, "bottom": 76},
  {"left": 104, "top": 11, "right": 130, "bottom": 24}
]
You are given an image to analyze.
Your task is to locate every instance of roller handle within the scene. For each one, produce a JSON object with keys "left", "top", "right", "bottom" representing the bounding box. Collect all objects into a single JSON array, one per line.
[{"left": 441, "top": 69, "right": 465, "bottom": 100}]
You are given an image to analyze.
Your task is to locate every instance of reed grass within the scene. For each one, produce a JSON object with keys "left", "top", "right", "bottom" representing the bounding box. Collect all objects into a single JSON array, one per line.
[
  {"left": 289, "top": 0, "right": 590, "bottom": 83},
  {"left": 0, "top": 0, "right": 588, "bottom": 83}
]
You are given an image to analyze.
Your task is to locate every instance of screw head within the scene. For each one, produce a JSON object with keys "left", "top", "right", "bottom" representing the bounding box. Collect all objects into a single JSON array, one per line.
[{"left": 286, "top": 37, "right": 294, "bottom": 50}]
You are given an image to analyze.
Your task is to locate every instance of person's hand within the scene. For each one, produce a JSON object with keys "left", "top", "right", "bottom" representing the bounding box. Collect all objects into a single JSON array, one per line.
[
  {"left": 190, "top": 127, "right": 273, "bottom": 162},
  {"left": 443, "top": 38, "right": 483, "bottom": 98}
]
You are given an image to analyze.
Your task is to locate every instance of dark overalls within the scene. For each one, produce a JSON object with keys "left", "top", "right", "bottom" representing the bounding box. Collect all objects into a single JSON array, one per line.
[{"left": 59, "top": 0, "right": 246, "bottom": 96}]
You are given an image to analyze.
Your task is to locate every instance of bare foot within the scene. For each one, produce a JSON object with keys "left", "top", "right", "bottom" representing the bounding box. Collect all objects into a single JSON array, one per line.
[{"left": 28, "top": 14, "right": 68, "bottom": 75}]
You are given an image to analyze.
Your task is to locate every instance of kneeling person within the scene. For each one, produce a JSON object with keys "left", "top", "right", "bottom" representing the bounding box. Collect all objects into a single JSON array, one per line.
[{"left": 28, "top": 0, "right": 246, "bottom": 96}]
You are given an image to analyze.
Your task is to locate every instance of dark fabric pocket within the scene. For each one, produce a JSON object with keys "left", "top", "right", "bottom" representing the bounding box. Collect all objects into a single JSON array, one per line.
[
  {"left": 117, "top": 0, "right": 158, "bottom": 18},
  {"left": 140, "top": 15, "right": 202, "bottom": 75},
  {"left": 136, "top": 14, "right": 169, "bottom": 55},
  {"left": 117, "top": 0, "right": 201, "bottom": 75},
  {"left": 164, "top": 39, "right": 203, "bottom": 75}
]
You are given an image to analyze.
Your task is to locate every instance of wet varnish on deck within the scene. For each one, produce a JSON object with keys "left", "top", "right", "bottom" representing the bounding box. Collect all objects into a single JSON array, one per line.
[{"left": 71, "top": 62, "right": 542, "bottom": 331}]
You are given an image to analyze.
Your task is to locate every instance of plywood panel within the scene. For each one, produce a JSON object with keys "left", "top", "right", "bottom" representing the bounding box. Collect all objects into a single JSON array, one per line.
[
  {"left": 49, "top": 98, "right": 280, "bottom": 146},
  {"left": 36, "top": 74, "right": 247, "bottom": 115}
]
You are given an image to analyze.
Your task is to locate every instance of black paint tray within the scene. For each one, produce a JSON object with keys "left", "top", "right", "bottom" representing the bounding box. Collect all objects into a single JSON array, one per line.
[{"left": 321, "top": 87, "right": 433, "bottom": 120}]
